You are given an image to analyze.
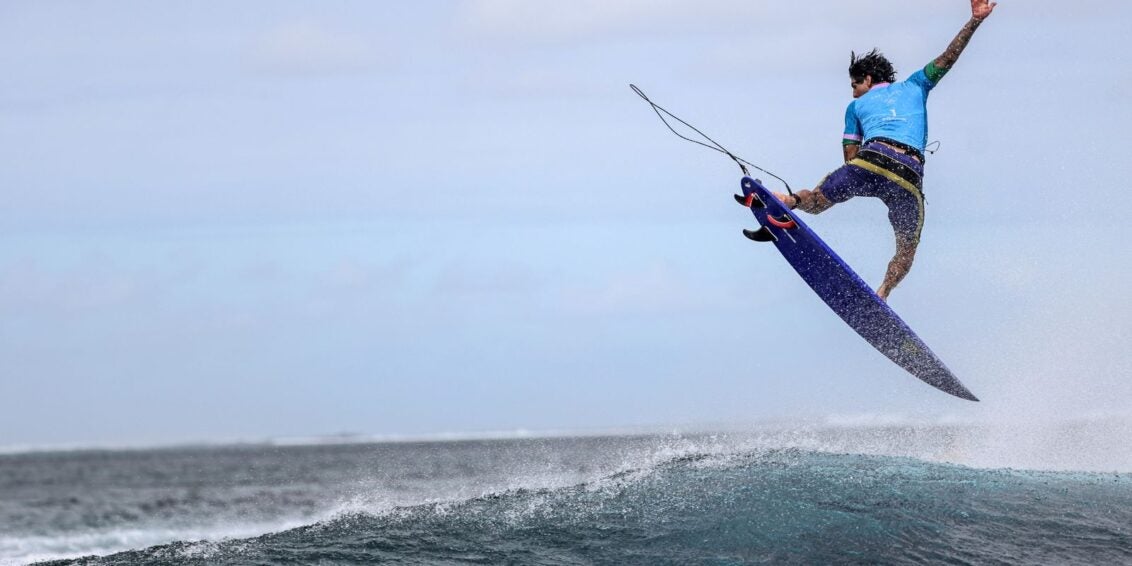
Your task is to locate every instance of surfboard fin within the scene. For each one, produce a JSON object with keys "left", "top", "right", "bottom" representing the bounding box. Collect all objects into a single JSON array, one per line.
[
  {"left": 742, "top": 226, "right": 777, "bottom": 242},
  {"left": 733, "top": 193, "right": 766, "bottom": 209}
]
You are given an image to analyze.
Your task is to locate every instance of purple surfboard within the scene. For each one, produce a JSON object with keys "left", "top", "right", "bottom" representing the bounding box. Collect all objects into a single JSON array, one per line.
[{"left": 738, "top": 176, "right": 977, "bottom": 401}]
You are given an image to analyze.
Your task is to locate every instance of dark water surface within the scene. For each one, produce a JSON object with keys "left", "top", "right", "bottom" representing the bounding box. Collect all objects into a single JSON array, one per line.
[{"left": 2, "top": 432, "right": 1129, "bottom": 565}]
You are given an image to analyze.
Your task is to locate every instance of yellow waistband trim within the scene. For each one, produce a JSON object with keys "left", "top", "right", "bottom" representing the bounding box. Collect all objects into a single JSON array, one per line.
[{"left": 848, "top": 158, "right": 922, "bottom": 198}]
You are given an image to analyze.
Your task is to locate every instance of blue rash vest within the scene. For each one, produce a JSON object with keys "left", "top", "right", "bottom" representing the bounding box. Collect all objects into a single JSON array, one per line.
[{"left": 842, "top": 62, "right": 947, "bottom": 153}]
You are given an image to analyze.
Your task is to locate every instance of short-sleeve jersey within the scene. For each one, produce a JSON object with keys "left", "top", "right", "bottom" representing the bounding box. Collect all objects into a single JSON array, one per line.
[{"left": 842, "top": 62, "right": 946, "bottom": 153}]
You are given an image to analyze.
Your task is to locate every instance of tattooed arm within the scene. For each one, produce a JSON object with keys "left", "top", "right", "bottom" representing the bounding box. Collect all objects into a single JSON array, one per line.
[{"left": 934, "top": 0, "right": 997, "bottom": 71}]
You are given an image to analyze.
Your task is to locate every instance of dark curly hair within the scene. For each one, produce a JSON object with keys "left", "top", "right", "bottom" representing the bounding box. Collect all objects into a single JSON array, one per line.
[{"left": 849, "top": 49, "right": 896, "bottom": 84}]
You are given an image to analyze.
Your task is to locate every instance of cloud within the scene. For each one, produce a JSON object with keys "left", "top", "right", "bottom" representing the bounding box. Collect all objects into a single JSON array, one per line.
[
  {"left": 454, "top": 1, "right": 956, "bottom": 45},
  {"left": 433, "top": 259, "right": 545, "bottom": 298},
  {"left": 0, "top": 255, "right": 162, "bottom": 318},
  {"left": 247, "top": 20, "right": 384, "bottom": 75},
  {"left": 455, "top": 0, "right": 756, "bottom": 43},
  {"left": 556, "top": 262, "right": 721, "bottom": 317}
]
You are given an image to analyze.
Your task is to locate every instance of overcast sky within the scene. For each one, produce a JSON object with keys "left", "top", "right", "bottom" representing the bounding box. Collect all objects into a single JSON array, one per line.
[{"left": 2, "top": 0, "right": 1130, "bottom": 449}]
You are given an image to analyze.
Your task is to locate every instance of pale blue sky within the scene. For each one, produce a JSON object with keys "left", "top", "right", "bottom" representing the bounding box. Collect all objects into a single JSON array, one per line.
[{"left": 2, "top": 1, "right": 1130, "bottom": 448}]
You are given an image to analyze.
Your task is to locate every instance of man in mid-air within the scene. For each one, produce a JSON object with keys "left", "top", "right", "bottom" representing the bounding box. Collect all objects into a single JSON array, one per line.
[{"left": 776, "top": 0, "right": 996, "bottom": 300}]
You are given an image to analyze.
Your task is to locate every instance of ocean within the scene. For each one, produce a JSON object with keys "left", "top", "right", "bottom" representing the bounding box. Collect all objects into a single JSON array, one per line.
[{"left": 2, "top": 425, "right": 1130, "bottom": 565}]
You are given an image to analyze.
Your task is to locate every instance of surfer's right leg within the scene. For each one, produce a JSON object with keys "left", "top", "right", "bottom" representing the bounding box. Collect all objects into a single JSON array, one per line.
[
  {"left": 877, "top": 191, "right": 925, "bottom": 300},
  {"left": 878, "top": 234, "right": 918, "bottom": 301}
]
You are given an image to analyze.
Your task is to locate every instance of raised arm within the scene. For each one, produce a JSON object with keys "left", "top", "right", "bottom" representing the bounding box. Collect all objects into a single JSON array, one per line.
[{"left": 934, "top": 0, "right": 996, "bottom": 71}]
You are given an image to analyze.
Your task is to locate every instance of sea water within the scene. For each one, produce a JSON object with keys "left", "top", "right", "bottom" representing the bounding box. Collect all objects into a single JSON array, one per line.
[{"left": 2, "top": 425, "right": 1130, "bottom": 565}]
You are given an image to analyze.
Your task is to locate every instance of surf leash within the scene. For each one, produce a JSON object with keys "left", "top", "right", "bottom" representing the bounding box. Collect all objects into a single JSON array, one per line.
[{"left": 630, "top": 84, "right": 794, "bottom": 197}]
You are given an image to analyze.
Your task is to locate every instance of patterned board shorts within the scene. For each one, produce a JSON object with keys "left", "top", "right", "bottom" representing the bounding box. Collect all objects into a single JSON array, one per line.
[{"left": 818, "top": 140, "right": 926, "bottom": 245}]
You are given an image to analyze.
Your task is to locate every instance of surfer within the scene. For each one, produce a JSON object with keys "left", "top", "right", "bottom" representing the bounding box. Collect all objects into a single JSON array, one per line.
[{"left": 775, "top": 0, "right": 996, "bottom": 300}]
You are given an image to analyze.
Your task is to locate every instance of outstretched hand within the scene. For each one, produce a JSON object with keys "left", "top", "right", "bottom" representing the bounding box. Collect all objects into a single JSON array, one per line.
[{"left": 971, "top": 0, "right": 997, "bottom": 20}]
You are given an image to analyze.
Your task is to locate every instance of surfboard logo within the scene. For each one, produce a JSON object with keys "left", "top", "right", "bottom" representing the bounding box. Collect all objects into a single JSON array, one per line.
[{"left": 900, "top": 339, "right": 924, "bottom": 358}]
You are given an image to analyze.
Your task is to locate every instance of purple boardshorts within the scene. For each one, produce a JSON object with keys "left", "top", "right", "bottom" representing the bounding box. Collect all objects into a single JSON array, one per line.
[{"left": 819, "top": 140, "right": 926, "bottom": 244}]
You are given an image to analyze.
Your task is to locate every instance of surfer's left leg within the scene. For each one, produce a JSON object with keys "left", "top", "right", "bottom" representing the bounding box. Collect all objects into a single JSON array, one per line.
[
  {"left": 774, "top": 167, "right": 847, "bottom": 213},
  {"left": 773, "top": 188, "right": 834, "bottom": 213},
  {"left": 776, "top": 161, "right": 866, "bottom": 215}
]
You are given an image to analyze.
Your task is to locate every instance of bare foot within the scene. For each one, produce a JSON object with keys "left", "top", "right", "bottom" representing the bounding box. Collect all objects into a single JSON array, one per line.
[
  {"left": 773, "top": 192, "right": 798, "bottom": 209},
  {"left": 876, "top": 285, "right": 890, "bottom": 301}
]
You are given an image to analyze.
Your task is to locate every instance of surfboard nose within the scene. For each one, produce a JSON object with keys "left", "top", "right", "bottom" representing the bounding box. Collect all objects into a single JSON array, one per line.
[
  {"left": 950, "top": 385, "right": 979, "bottom": 402},
  {"left": 945, "top": 384, "right": 979, "bottom": 402}
]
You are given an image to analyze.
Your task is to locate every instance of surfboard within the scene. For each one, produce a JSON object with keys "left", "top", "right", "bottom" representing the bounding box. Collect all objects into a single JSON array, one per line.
[{"left": 736, "top": 176, "right": 978, "bottom": 401}]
